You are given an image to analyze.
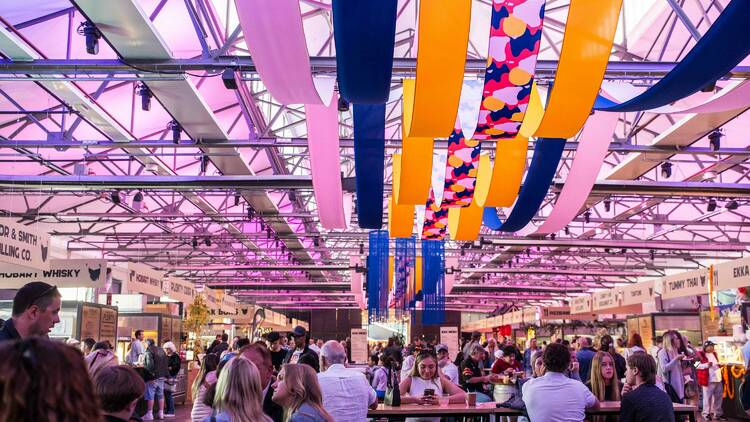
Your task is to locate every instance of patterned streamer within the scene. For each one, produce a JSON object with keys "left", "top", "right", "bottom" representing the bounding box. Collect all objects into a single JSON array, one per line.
[
  {"left": 474, "top": 0, "right": 545, "bottom": 141},
  {"left": 422, "top": 240, "right": 446, "bottom": 325},
  {"left": 367, "top": 230, "right": 389, "bottom": 321}
]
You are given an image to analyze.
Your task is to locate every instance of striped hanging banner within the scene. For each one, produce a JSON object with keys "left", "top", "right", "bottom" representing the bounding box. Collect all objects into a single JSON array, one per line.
[
  {"left": 394, "top": 237, "right": 416, "bottom": 316},
  {"left": 422, "top": 240, "right": 445, "bottom": 325},
  {"left": 367, "top": 230, "right": 390, "bottom": 321}
]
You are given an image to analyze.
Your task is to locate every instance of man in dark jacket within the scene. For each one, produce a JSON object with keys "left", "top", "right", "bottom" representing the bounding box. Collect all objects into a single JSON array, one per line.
[
  {"left": 143, "top": 339, "right": 170, "bottom": 420},
  {"left": 241, "top": 343, "right": 284, "bottom": 422},
  {"left": 0, "top": 281, "right": 61, "bottom": 342},
  {"left": 211, "top": 333, "right": 230, "bottom": 356},
  {"left": 283, "top": 326, "right": 320, "bottom": 372}
]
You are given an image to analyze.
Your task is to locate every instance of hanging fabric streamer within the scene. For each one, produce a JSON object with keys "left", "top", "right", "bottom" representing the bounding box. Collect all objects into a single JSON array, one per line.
[
  {"left": 422, "top": 240, "right": 445, "bottom": 325},
  {"left": 235, "top": 0, "right": 346, "bottom": 228},
  {"left": 332, "top": 0, "right": 397, "bottom": 103},
  {"left": 594, "top": 0, "right": 750, "bottom": 113},
  {"left": 388, "top": 153, "right": 416, "bottom": 238},
  {"left": 353, "top": 105, "right": 386, "bottom": 229},
  {"left": 367, "top": 230, "right": 390, "bottom": 321},
  {"left": 395, "top": 0, "right": 471, "bottom": 206}
]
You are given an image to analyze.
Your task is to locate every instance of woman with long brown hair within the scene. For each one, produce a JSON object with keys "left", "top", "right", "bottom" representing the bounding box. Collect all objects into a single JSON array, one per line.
[
  {"left": 272, "top": 363, "right": 333, "bottom": 422},
  {"left": 586, "top": 351, "right": 621, "bottom": 422},
  {"left": 208, "top": 356, "right": 271, "bottom": 422},
  {"left": 0, "top": 337, "right": 103, "bottom": 421}
]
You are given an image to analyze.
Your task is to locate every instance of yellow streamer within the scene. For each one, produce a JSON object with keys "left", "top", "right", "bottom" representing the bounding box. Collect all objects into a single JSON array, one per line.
[
  {"left": 395, "top": 0, "right": 471, "bottom": 205},
  {"left": 388, "top": 153, "right": 415, "bottom": 238},
  {"left": 534, "top": 0, "right": 622, "bottom": 138}
]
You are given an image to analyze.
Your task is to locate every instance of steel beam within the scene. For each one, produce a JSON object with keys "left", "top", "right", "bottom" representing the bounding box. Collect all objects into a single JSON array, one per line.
[{"left": 1, "top": 58, "right": 749, "bottom": 78}]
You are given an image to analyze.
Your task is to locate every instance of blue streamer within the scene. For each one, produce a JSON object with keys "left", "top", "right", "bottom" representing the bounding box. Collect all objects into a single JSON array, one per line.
[
  {"left": 332, "top": 0, "right": 397, "bottom": 103},
  {"left": 483, "top": 138, "right": 566, "bottom": 232},
  {"left": 353, "top": 104, "right": 386, "bottom": 229},
  {"left": 367, "top": 230, "right": 390, "bottom": 321},
  {"left": 595, "top": 0, "right": 750, "bottom": 112},
  {"left": 421, "top": 240, "right": 445, "bottom": 325},
  {"left": 394, "top": 237, "right": 416, "bottom": 314}
]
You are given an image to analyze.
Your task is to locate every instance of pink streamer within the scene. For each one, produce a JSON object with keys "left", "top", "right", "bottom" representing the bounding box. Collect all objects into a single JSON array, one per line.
[
  {"left": 234, "top": 0, "right": 334, "bottom": 105},
  {"left": 531, "top": 112, "right": 620, "bottom": 235},
  {"left": 306, "top": 93, "right": 347, "bottom": 228},
  {"left": 235, "top": 0, "right": 345, "bottom": 228}
]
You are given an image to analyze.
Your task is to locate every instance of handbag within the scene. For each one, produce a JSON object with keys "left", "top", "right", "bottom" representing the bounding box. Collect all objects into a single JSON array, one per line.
[
  {"left": 384, "top": 366, "right": 401, "bottom": 407},
  {"left": 663, "top": 381, "right": 682, "bottom": 403},
  {"left": 164, "top": 377, "right": 176, "bottom": 392}
]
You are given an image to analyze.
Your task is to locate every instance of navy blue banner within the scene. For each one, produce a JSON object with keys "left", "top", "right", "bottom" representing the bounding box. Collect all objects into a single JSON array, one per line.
[{"left": 353, "top": 104, "right": 386, "bottom": 229}]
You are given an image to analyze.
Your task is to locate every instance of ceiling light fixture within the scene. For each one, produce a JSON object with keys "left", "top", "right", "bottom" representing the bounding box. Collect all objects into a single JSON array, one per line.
[
  {"left": 660, "top": 161, "right": 672, "bottom": 179},
  {"left": 132, "top": 190, "right": 144, "bottom": 211},
  {"left": 168, "top": 120, "right": 182, "bottom": 144},
  {"left": 726, "top": 199, "right": 739, "bottom": 210},
  {"left": 708, "top": 130, "right": 722, "bottom": 151},
  {"left": 136, "top": 83, "right": 152, "bottom": 111},
  {"left": 707, "top": 198, "right": 717, "bottom": 212},
  {"left": 604, "top": 199, "right": 611, "bottom": 212},
  {"left": 192, "top": 237, "right": 198, "bottom": 249},
  {"left": 78, "top": 21, "right": 101, "bottom": 55},
  {"left": 584, "top": 211, "right": 591, "bottom": 224},
  {"left": 338, "top": 97, "right": 350, "bottom": 112},
  {"left": 204, "top": 237, "right": 212, "bottom": 246},
  {"left": 221, "top": 68, "right": 238, "bottom": 90},
  {"left": 110, "top": 190, "right": 121, "bottom": 205}
]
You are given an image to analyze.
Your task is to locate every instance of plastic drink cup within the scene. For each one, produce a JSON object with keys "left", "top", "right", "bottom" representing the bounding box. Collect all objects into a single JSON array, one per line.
[
  {"left": 466, "top": 392, "right": 477, "bottom": 407},
  {"left": 439, "top": 394, "right": 450, "bottom": 407}
]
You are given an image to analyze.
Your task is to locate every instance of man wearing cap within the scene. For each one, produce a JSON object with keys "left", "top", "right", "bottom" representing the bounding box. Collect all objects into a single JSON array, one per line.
[
  {"left": 436, "top": 343, "right": 459, "bottom": 384},
  {"left": 266, "top": 331, "right": 286, "bottom": 372},
  {"left": 0, "top": 281, "right": 61, "bottom": 342},
  {"left": 284, "top": 325, "right": 320, "bottom": 372},
  {"left": 697, "top": 340, "right": 726, "bottom": 420}
]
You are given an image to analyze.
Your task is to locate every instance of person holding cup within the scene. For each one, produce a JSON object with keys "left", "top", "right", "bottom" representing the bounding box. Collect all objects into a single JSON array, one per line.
[{"left": 399, "top": 351, "right": 466, "bottom": 420}]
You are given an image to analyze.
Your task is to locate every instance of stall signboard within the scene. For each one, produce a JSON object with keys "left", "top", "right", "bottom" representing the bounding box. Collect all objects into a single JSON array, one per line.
[
  {"left": 80, "top": 305, "right": 101, "bottom": 340},
  {"left": 0, "top": 218, "right": 50, "bottom": 269},
  {"left": 540, "top": 306, "right": 597, "bottom": 321},
  {"left": 350, "top": 328, "right": 368, "bottom": 364},
  {"left": 626, "top": 317, "right": 640, "bottom": 338},
  {"left": 125, "top": 263, "right": 164, "bottom": 298},
  {"left": 440, "top": 326, "right": 459, "bottom": 361},
  {"left": 522, "top": 307, "right": 538, "bottom": 325},
  {"left": 660, "top": 268, "right": 709, "bottom": 299},
  {"left": 593, "top": 290, "right": 620, "bottom": 311},
  {"left": 99, "top": 307, "right": 118, "bottom": 345},
  {"left": 171, "top": 318, "right": 182, "bottom": 341},
  {"left": 571, "top": 295, "right": 592, "bottom": 314},
  {"left": 620, "top": 280, "right": 655, "bottom": 306},
  {"left": 715, "top": 257, "right": 750, "bottom": 291},
  {"left": 639, "top": 316, "right": 654, "bottom": 349},
  {"left": 234, "top": 305, "right": 256, "bottom": 324},
  {"left": 166, "top": 277, "right": 195, "bottom": 304},
  {"left": 220, "top": 294, "right": 237, "bottom": 315},
  {"left": 0, "top": 259, "right": 107, "bottom": 288},
  {"left": 510, "top": 310, "right": 522, "bottom": 325},
  {"left": 204, "top": 287, "right": 220, "bottom": 311}
]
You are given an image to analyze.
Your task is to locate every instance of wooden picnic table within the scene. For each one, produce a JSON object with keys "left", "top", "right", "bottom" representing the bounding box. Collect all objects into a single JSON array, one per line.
[{"left": 369, "top": 401, "right": 699, "bottom": 421}]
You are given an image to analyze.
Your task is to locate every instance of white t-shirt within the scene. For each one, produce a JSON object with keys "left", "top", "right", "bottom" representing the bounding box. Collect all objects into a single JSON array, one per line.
[
  {"left": 522, "top": 371, "right": 597, "bottom": 422},
  {"left": 318, "top": 364, "right": 377, "bottom": 422},
  {"left": 289, "top": 348, "right": 303, "bottom": 364},
  {"left": 441, "top": 362, "right": 459, "bottom": 385}
]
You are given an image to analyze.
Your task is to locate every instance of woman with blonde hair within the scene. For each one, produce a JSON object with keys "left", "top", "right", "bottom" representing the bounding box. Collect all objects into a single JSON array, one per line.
[
  {"left": 657, "top": 330, "right": 686, "bottom": 403},
  {"left": 205, "top": 356, "right": 271, "bottom": 422},
  {"left": 272, "top": 363, "right": 333, "bottom": 422},
  {"left": 192, "top": 353, "right": 220, "bottom": 422}
]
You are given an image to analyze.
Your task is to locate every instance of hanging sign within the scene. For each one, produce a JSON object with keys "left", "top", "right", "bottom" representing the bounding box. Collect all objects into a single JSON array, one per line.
[
  {"left": 125, "top": 263, "right": 164, "bottom": 297},
  {"left": 0, "top": 259, "right": 107, "bottom": 288},
  {"left": 619, "top": 280, "right": 655, "bottom": 306},
  {"left": 440, "top": 326, "right": 459, "bottom": 361},
  {"left": 350, "top": 328, "right": 368, "bottom": 364},
  {"left": 540, "top": 306, "right": 597, "bottom": 321},
  {"left": 715, "top": 257, "right": 750, "bottom": 290},
  {"left": 593, "top": 290, "right": 620, "bottom": 311},
  {"left": 660, "top": 268, "right": 709, "bottom": 299},
  {"left": 220, "top": 293, "right": 238, "bottom": 315},
  {"left": 0, "top": 218, "right": 50, "bottom": 269},
  {"left": 571, "top": 295, "right": 593, "bottom": 314},
  {"left": 204, "top": 287, "right": 220, "bottom": 311},
  {"left": 165, "top": 277, "right": 195, "bottom": 304},
  {"left": 510, "top": 310, "right": 523, "bottom": 325},
  {"left": 522, "top": 307, "right": 538, "bottom": 325}
]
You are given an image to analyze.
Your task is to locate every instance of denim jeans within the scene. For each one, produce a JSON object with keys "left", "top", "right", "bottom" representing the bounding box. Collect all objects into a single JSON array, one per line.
[{"left": 164, "top": 390, "right": 174, "bottom": 414}]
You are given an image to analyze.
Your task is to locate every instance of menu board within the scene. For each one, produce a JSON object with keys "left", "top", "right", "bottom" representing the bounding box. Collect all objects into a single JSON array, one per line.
[
  {"left": 627, "top": 317, "right": 640, "bottom": 338},
  {"left": 99, "top": 307, "right": 118, "bottom": 345},
  {"left": 350, "top": 328, "right": 368, "bottom": 364},
  {"left": 160, "top": 317, "right": 172, "bottom": 344},
  {"left": 171, "top": 318, "right": 182, "bottom": 342},
  {"left": 638, "top": 316, "right": 654, "bottom": 349},
  {"left": 79, "top": 305, "right": 101, "bottom": 341},
  {"left": 440, "top": 326, "right": 459, "bottom": 361}
]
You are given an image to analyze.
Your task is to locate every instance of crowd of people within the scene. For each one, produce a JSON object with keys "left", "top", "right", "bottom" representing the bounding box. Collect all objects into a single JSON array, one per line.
[{"left": 0, "top": 281, "right": 733, "bottom": 421}]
